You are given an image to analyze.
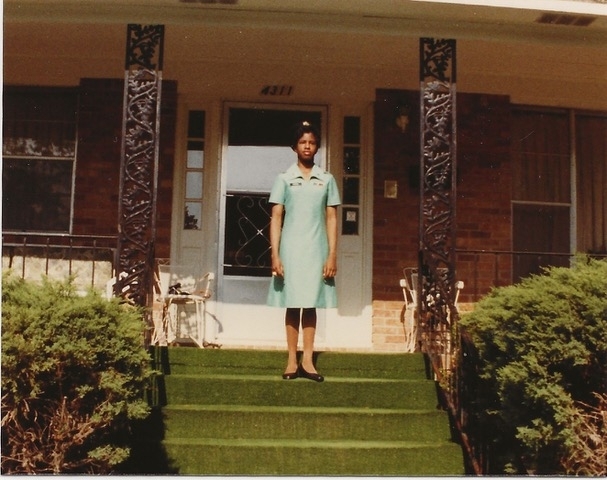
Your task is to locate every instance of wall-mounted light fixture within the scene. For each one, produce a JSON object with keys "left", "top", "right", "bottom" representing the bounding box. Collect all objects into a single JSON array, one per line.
[{"left": 395, "top": 104, "right": 410, "bottom": 133}]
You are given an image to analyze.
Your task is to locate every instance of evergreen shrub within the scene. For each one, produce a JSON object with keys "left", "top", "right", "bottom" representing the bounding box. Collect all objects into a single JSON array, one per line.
[
  {"left": 1, "top": 273, "right": 152, "bottom": 474},
  {"left": 459, "top": 256, "right": 607, "bottom": 475}
]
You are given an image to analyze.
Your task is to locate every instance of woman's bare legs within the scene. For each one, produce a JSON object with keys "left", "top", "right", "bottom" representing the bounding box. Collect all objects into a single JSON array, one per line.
[
  {"left": 284, "top": 308, "right": 300, "bottom": 374},
  {"left": 301, "top": 308, "right": 318, "bottom": 373},
  {"left": 284, "top": 307, "right": 318, "bottom": 374}
]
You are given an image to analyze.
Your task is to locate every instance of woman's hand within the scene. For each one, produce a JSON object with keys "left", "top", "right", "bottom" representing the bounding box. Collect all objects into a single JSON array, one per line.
[
  {"left": 323, "top": 254, "right": 337, "bottom": 279},
  {"left": 272, "top": 256, "right": 285, "bottom": 278}
]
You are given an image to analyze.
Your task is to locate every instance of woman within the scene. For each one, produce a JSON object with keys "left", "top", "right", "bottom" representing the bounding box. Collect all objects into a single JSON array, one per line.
[{"left": 267, "top": 121, "right": 341, "bottom": 382}]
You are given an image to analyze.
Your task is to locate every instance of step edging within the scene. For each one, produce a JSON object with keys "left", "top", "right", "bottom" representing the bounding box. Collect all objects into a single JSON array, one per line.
[
  {"left": 163, "top": 403, "right": 443, "bottom": 415},
  {"left": 162, "top": 437, "right": 459, "bottom": 449}
]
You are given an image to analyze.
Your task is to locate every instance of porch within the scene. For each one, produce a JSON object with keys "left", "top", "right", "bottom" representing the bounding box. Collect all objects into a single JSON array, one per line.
[{"left": 5, "top": 232, "right": 600, "bottom": 353}]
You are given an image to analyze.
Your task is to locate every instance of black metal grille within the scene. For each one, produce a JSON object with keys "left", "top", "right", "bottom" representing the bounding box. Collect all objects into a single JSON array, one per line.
[{"left": 223, "top": 192, "right": 272, "bottom": 277}]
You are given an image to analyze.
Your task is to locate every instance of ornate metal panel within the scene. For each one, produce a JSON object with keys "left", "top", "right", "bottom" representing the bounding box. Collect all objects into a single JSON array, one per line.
[
  {"left": 223, "top": 193, "right": 272, "bottom": 277},
  {"left": 116, "top": 25, "right": 165, "bottom": 324},
  {"left": 418, "top": 38, "right": 458, "bottom": 378}
]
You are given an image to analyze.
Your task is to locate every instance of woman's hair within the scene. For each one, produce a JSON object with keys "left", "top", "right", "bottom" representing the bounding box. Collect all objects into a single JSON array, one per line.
[{"left": 290, "top": 120, "right": 321, "bottom": 149}]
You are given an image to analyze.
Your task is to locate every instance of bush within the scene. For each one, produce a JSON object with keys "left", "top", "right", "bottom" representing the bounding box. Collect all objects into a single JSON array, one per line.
[
  {"left": 459, "top": 256, "right": 607, "bottom": 474},
  {"left": 1, "top": 273, "right": 152, "bottom": 474},
  {"left": 560, "top": 392, "right": 607, "bottom": 476}
]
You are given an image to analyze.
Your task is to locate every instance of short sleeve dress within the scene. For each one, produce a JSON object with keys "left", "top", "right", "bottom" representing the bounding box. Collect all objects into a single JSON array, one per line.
[{"left": 267, "top": 163, "right": 341, "bottom": 309}]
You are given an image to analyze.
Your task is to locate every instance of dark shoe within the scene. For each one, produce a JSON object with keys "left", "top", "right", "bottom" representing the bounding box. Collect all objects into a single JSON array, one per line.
[
  {"left": 298, "top": 365, "right": 324, "bottom": 383},
  {"left": 282, "top": 370, "right": 299, "bottom": 380}
]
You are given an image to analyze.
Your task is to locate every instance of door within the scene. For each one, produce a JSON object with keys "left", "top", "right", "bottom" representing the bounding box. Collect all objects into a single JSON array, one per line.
[{"left": 217, "top": 104, "right": 328, "bottom": 347}]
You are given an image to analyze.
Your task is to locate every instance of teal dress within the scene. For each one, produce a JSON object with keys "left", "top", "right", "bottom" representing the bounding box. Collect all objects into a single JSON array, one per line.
[{"left": 267, "top": 163, "right": 341, "bottom": 308}]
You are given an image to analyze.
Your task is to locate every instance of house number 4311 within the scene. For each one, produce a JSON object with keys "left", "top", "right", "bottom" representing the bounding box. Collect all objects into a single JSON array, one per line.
[{"left": 260, "top": 85, "right": 294, "bottom": 96}]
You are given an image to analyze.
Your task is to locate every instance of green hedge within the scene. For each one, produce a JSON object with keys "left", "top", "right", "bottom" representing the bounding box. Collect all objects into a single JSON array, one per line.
[
  {"left": 460, "top": 256, "right": 607, "bottom": 475},
  {"left": 1, "top": 273, "right": 152, "bottom": 474}
]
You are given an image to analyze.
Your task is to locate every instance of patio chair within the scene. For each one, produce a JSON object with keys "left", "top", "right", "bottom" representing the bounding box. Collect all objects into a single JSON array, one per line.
[
  {"left": 399, "top": 267, "right": 464, "bottom": 353},
  {"left": 399, "top": 267, "right": 419, "bottom": 353},
  {"left": 155, "top": 264, "right": 217, "bottom": 348}
]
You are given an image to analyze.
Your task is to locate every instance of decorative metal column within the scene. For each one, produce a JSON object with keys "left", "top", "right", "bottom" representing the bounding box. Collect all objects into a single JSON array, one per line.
[
  {"left": 116, "top": 25, "right": 165, "bottom": 339},
  {"left": 418, "top": 38, "right": 458, "bottom": 381}
]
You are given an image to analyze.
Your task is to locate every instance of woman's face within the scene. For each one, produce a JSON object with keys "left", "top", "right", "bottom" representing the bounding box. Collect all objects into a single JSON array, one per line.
[{"left": 294, "top": 132, "right": 319, "bottom": 162}]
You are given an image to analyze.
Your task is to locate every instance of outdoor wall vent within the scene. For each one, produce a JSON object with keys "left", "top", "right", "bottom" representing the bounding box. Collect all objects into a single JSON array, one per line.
[{"left": 536, "top": 13, "right": 596, "bottom": 27}]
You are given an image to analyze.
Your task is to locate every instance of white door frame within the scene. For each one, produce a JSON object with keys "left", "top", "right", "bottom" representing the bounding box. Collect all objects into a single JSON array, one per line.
[{"left": 216, "top": 101, "right": 329, "bottom": 347}]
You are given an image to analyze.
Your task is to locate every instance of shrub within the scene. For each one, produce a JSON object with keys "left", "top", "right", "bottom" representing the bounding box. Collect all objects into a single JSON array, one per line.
[
  {"left": 459, "top": 256, "right": 607, "bottom": 474},
  {"left": 559, "top": 393, "right": 607, "bottom": 476},
  {"left": 1, "top": 273, "right": 152, "bottom": 474}
]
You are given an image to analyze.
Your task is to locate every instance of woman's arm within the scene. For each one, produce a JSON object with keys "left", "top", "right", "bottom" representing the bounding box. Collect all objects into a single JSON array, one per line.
[
  {"left": 270, "top": 203, "right": 285, "bottom": 277},
  {"left": 323, "top": 205, "right": 338, "bottom": 278}
]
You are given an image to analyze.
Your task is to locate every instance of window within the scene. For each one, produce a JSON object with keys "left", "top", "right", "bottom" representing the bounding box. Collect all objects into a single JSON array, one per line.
[
  {"left": 2, "top": 88, "right": 78, "bottom": 233},
  {"left": 512, "top": 109, "right": 571, "bottom": 281},
  {"left": 342, "top": 116, "right": 361, "bottom": 235},
  {"left": 184, "top": 110, "right": 206, "bottom": 230},
  {"left": 575, "top": 114, "right": 607, "bottom": 255}
]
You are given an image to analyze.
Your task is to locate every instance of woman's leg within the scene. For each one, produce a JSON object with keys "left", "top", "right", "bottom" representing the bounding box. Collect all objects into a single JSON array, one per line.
[
  {"left": 301, "top": 308, "right": 318, "bottom": 373},
  {"left": 284, "top": 308, "right": 300, "bottom": 373}
]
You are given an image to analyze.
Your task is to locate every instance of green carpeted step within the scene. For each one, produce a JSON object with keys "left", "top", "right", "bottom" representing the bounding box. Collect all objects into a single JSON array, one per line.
[
  {"left": 163, "top": 404, "right": 452, "bottom": 443},
  {"left": 151, "top": 347, "right": 465, "bottom": 475},
  {"left": 163, "top": 374, "right": 439, "bottom": 409},
  {"left": 162, "top": 347, "right": 427, "bottom": 379},
  {"left": 162, "top": 438, "right": 465, "bottom": 475}
]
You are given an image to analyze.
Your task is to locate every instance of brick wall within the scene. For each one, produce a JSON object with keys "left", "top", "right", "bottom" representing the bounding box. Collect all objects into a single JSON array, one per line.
[
  {"left": 373, "top": 90, "right": 421, "bottom": 301},
  {"left": 372, "top": 300, "right": 411, "bottom": 352},
  {"left": 456, "top": 93, "right": 512, "bottom": 303},
  {"left": 73, "top": 78, "right": 177, "bottom": 259},
  {"left": 73, "top": 78, "right": 123, "bottom": 236},
  {"left": 372, "top": 89, "right": 511, "bottom": 350},
  {"left": 155, "top": 82, "right": 178, "bottom": 260}
]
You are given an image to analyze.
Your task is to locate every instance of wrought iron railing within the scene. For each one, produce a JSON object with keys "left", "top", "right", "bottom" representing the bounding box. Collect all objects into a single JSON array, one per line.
[
  {"left": 2, "top": 233, "right": 117, "bottom": 292},
  {"left": 455, "top": 249, "right": 607, "bottom": 302}
]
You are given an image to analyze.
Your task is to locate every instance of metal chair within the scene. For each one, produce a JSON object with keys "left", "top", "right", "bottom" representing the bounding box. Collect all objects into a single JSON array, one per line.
[
  {"left": 399, "top": 267, "right": 464, "bottom": 353},
  {"left": 400, "top": 267, "right": 464, "bottom": 372},
  {"left": 155, "top": 264, "right": 217, "bottom": 348},
  {"left": 399, "top": 267, "right": 419, "bottom": 353}
]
